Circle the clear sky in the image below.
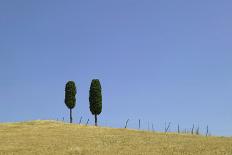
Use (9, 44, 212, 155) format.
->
(0, 0, 232, 136)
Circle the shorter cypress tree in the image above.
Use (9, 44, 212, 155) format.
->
(64, 81, 77, 123)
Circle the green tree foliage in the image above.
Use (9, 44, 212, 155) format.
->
(65, 81, 76, 123)
(89, 79, 102, 126)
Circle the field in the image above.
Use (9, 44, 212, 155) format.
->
(0, 120, 231, 155)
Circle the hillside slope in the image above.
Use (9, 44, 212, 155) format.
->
(0, 120, 231, 155)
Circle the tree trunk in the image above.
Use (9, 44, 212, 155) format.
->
(95, 114, 97, 126)
(70, 109, 72, 123)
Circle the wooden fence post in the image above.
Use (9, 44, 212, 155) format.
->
(125, 119, 129, 128)
(79, 116, 83, 124)
(165, 122, 171, 133)
(86, 119, 89, 126)
(191, 124, 195, 135)
(206, 125, 209, 137)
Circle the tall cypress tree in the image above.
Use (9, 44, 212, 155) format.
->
(64, 81, 76, 123)
(89, 79, 102, 126)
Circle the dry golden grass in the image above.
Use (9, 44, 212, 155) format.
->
(0, 120, 232, 155)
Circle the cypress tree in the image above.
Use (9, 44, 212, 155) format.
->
(89, 79, 102, 126)
(64, 81, 76, 123)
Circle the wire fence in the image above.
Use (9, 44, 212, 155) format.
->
(54, 116, 211, 136)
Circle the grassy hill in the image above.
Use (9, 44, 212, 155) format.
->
(0, 120, 231, 155)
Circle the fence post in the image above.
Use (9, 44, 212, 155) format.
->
(86, 119, 89, 126)
(148, 121, 150, 131)
(79, 116, 83, 124)
(191, 124, 194, 135)
(165, 122, 171, 133)
(125, 119, 129, 128)
(196, 126, 199, 135)
(206, 125, 209, 137)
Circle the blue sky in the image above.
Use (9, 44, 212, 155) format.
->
(0, 0, 232, 136)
